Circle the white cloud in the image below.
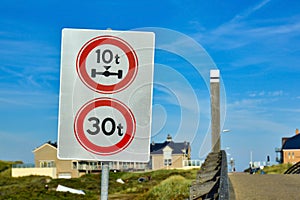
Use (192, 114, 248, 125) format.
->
(249, 93, 256, 97)
(152, 78, 211, 145)
(230, 0, 271, 23)
(0, 30, 59, 93)
(191, 0, 300, 76)
(206, 19, 300, 51)
(154, 81, 202, 114)
(225, 97, 291, 136)
(230, 98, 263, 108)
(226, 107, 290, 133)
(247, 90, 284, 98)
(0, 89, 58, 108)
(259, 91, 265, 96)
(268, 90, 284, 97)
(273, 108, 300, 113)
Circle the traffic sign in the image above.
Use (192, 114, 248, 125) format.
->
(76, 35, 138, 94)
(74, 97, 136, 156)
(57, 28, 155, 162)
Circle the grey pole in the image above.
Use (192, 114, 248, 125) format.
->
(210, 70, 220, 152)
(101, 162, 110, 200)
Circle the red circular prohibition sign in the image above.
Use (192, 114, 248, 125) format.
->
(76, 35, 138, 94)
(74, 98, 136, 156)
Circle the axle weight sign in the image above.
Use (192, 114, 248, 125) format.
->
(57, 29, 155, 161)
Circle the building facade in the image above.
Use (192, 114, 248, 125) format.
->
(33, 142, 79, 178)
(276, 129, 300, 164)
(150, 135, 191, 170)
(12, 136, 197, 178)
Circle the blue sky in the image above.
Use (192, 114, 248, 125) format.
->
(1, 0, 300, 171)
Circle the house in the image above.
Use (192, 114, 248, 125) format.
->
(276, 129, 300, 164)
(33, 141, 79, 178)
(12, 141, 81, 179)
(12, 135, 198, 178)
(150, 134, 191, 170)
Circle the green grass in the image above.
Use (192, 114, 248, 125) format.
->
(262, 163, 293, 174)
(139, 175, 191, 200)
(0, 161, 198, 200)
(107, 168, 197, 198)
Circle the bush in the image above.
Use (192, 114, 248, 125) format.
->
(0, 160, 23, 173)
(140, 175, 191, 200)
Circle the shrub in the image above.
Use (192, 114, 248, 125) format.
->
(140, 175, 191, 200)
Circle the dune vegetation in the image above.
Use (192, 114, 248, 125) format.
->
(0, 160, 198, 200)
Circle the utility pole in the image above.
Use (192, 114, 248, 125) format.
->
(210, 69, 220, 152)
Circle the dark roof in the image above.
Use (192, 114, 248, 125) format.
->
(38, 140, 189, 154)
(282, 134, 300, 149)
(150, 141, 190, 155)
(46, 141, 57, 148)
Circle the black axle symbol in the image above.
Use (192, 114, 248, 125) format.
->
(91, 68, 123, 79)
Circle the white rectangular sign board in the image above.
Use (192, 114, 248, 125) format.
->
(57, 28, 155, 162)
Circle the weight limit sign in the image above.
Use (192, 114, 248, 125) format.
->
(74, 98, 136, 156)
(58, 29, 155, 161)
(76, 35, 138, 94)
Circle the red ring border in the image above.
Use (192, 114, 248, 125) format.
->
(76, 35, 138, 94)
(74, 98, 136, 156)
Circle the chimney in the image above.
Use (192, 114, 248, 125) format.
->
(296, 129, 299, 135)
(166, 134, 172, 142)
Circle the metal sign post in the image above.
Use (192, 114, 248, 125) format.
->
(101, 162, 109, 200)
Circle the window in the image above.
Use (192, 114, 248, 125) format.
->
(163, 146, 173, 167)
(72, 162, 78, 169)
(40, 160, 55, 168)
(122, 162, 128, 169)
(164, 159, 172, 166)
(292, 152, 295, 159)
(137, 162, 145, 169)
(47, 161, 54, 167)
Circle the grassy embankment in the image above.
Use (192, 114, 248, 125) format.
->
(0, 160, 198, 200)
(262, 163, 293, 174)
(244, 163, 293, 174)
